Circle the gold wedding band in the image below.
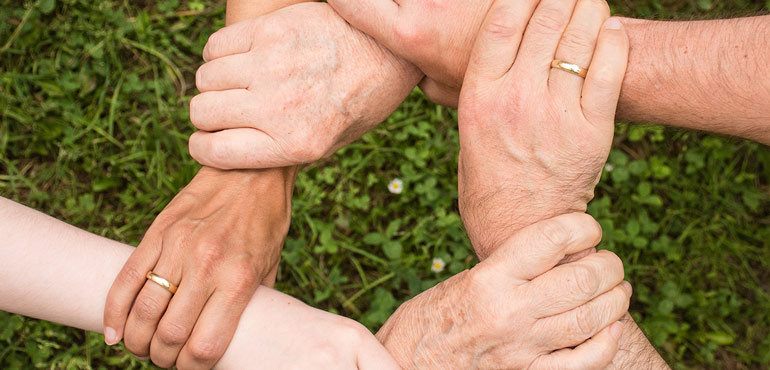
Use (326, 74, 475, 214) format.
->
(146, 271, 178, 294)
(551, 60, 588, 78)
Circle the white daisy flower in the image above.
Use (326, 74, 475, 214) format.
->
(604, 163, 614, 172)
(431, 258, 446, 273)
(387, 178, 404, 194)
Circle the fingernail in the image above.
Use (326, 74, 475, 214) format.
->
(604, 17, 622, 30)
(104, 327, 119, 345)
(610, 321, 624, 340)
(622, 281, 633, 296)
(134, 355, 149, 361)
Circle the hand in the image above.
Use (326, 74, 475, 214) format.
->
(457, 0, 629, 258)
(188, 2, 422, 169)
(327, 0, 495, 106)
(377, 213, 631, 369)
(216, 287, 399, 370)
(104, 167, 296, 369)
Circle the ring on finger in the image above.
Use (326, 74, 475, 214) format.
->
(146, 271, 178, 294)
(550, 60, 588, 78)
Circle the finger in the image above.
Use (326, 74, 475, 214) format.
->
(514, 0, 579, 78)
(418, 77, 460, 108)
(103, 238, 161, 346)
(202, 20, 261, 62)
(548, 0, 610, 97)
(536, 282, 631, 349)
(464, 0, 541, 83)
(527, 250, 624, 317)
(189, 90, 261, 132)
(176, 291, 251, 370)
(196, 53, 255, 92)
(581, 17, 629, 127)
(123, 262, 180, 357)
(149, 278, 212, 368)
(188, 128, 288, 169)
(482, 213, 603, 281)
(326, 0, 399, 51)
(530, 321, 623, 370)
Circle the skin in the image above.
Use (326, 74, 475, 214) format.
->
(327, 0, 770, 145)
(0, 197, 398, 370)
(324, 1, 768, 368)
(103, 1, 312, 368)
(454, 0, 665, 368)
(183, 0, 662, 368)
(188, 3, 421, 169)
(2, 198, 628, 369)
(104, 166, 297, 368)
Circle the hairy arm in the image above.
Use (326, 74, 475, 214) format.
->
(329, 0, 770, 143)
(619, 16, 770, 144)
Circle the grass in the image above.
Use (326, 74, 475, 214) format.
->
(1, 0, 769, 368)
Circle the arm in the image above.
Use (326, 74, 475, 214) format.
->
(0, 197, 398, 370)
(618, 16, 770, 143)
(452, 2, 667, 369)
(329, 0, 770, 144)
(102, 0, 311, 368)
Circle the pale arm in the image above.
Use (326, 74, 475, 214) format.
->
(0, 197, 399, 369)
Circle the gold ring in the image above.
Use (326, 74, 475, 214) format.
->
(146, 271, 178, 294)
(551, 60, 588, 78)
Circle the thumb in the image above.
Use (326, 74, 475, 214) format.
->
(481, 213, 603, 281)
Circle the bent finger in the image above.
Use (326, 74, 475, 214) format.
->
(188, 128, 287, 170)
(465, 0, 541, 83)
(482, 213, 602, 282)
(530, 321, 623, 370)
(196, 54, 256, 92)
(514, 0, 579, 77)
(527, 250, 624, 317)
(103, 238, 161, 346)
(536, 282, 631, 348)
(189, 90, 262, 132)
(176, 291, 251, 370)
(202, 20, 261, 62)
(123, 262, 180, 357)
(149, 279, 212, 368)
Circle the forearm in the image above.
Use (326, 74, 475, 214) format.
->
(0, 198, 341, 369)
(618, 16, 770, 144)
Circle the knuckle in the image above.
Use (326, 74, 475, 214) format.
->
(289, 138, 325, 163)
(121, 263, 147, 284)
(600, 250, 625, 276)
(570, 264, 600, 298)
(187, 338, 226, 363)
(483, 5, 524, 40)
(574, 305, 599, 337)
(134, 294, 164, 321)
(560, 31, 595, 52)
(393, 19, 427, 46)
(539, 218, 574, 249)
(530, 7, 569, 35)
(157, 321, 190, 346)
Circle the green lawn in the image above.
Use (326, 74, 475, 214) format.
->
(1, 0, 769, 368)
